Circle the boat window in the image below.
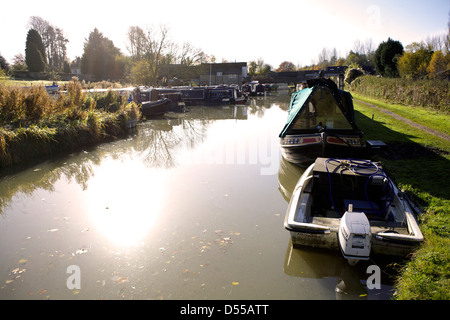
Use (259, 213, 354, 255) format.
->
(290, 87, 353, 131)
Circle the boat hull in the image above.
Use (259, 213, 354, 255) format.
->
(288, 228, 421, 258)
(140, 99, 170, 118)
(279, 134, 364, 167)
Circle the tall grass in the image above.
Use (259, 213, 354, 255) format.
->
(0, 80, 140, 168)
(350, 75, 450, 113)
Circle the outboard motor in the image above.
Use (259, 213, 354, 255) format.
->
(338, 210, 372, 266)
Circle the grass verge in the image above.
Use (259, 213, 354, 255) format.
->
(353, 97, 449, 300)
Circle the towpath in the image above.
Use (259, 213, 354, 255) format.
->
(355, 99, 450, 142)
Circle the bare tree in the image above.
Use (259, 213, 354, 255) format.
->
(127, 24, 172, 84)
(178, 42, 204, 66)
(126, 26, 148, 60)
(353, 40, 364, 55)
(364, 38, 375, 55)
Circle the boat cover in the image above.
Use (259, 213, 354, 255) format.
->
(279, 78, 361, 138)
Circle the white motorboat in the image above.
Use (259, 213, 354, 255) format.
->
(284, 157, 423, 265)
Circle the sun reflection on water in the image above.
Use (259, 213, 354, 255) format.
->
(86, 157, 168, 247)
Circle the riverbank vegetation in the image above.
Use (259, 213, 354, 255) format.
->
(350, 76, 450, 112)
(0, 79, 140, 168)
(353, 96, 449, 300)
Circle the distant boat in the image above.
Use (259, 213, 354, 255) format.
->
(205, 85, 247, 105)
(140, 98, 171, 118)
(45, 84, 59, 95)
(284, 157, 423, 265)
(155, 89, 187, 112)
(176, 86, 247, 106)
(243, 81, 266, 96)
(279, 78, 364, 167)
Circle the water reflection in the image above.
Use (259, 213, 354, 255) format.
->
(283, 241, 397, 299)
(277, 156, 305, 202)
(0, 154, 99, 215)
(0, 105, 253, 215)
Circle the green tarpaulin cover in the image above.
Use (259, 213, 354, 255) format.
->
(279, 79, 360, 138)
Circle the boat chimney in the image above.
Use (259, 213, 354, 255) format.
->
(338, 73, 345, 90)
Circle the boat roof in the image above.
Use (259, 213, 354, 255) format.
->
(279, 78, 361, 137)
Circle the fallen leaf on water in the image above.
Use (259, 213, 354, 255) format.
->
(37, 289, 48, 295)
(232, 281, 239, 286)
(11, 268, 25, 274)
(73, 290, 81, 295)
(5, 280, 14, 284)
(116, 277, 128, 284)
(18, 259, 27, 264)
(75, 249, 88, 255)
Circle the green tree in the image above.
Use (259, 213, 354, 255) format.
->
(248, 58, 271, 76)
(0, 53, 9, 73)
(427, 50, 448, 78)
(81, 28, 123, 80)
(345, 51, 373, 69)
(397, 42, 434, 79)
(374, 37, 404, 77)
(248, 60, 257, 77)
(25, 29, 46, 72)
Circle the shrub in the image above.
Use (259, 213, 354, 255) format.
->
(0, 83, 55, 124)
(344, 68, 364, 84)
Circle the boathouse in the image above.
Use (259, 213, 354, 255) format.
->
(198, 62, 247, 86)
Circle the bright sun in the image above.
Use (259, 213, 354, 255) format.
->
(86, 157, 168, 247)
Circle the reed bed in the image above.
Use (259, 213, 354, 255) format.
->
(0, 80, 140, 168)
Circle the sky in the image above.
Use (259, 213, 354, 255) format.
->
(1, 0, 449, 69)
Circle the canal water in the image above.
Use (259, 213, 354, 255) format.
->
(0, 92, 398, 300)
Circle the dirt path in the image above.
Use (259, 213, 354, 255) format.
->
(355, 99, 450, 142)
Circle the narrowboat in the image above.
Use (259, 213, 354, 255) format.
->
(279, 78, 364, 167)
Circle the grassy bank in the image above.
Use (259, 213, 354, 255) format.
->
(350, 75, 450, 113)
(353, 96, 449, 300)
(0, 80, 140, 168)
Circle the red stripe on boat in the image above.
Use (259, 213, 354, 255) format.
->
(302, 137, 318, 144)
